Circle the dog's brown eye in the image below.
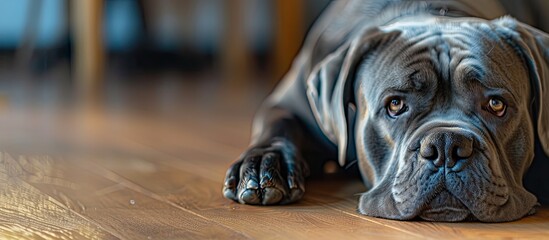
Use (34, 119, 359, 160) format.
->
(387, 97, 406, 117)
(488, 98, 506, 117)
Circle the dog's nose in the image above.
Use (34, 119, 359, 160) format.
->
(419, 130, 474, 169)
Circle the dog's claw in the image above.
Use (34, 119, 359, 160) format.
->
(223, 139, 307, 205)
(287, 176, 297, 189)
(246, 179, 259, 190)
(262, 188, 283, 205)
(239, 189, 261, 204)
(223, 187, 236, 200)
(224, 176, 236, 188)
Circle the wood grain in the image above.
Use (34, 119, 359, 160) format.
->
(0, 153, 116, 240)
(85, 145, 416, 239)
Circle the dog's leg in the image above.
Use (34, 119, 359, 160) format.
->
(223, 106, 331, 205)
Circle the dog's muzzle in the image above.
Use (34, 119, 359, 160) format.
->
(415, 127, 477, 221)
(393, 124, 506, 221)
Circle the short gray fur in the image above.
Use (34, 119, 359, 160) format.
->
(223, 0, 549, 222)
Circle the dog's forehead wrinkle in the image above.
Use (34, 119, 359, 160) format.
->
(455, 61, 486, 80)
(409, 70, 428, 91)
(397, 27, 525, 102)
(365, 26, 527, 111)
(467, 52, 527, 101)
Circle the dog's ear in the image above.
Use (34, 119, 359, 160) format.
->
(306, 28, 399, 166)
(494, 17, 549, 157)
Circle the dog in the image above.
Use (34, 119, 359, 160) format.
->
(222, 0, 549, 222)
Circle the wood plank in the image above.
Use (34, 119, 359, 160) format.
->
(0, 152, 117, 239)
(2, 152, 250, 239)
(86, 143, 418, 239)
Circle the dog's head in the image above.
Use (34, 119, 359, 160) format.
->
(306, 16, 549, 222)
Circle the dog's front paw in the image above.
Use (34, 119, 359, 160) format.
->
(223, 138, 309, 205)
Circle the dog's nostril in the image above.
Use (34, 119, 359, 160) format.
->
(420, 144, 438, 160)
(453, 143, 473, 159)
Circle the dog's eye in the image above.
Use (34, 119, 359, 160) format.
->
(487, 98, 506, 117)
(387, 97, 407, 117)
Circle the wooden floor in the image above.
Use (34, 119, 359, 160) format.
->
(0, 71, 548, 239)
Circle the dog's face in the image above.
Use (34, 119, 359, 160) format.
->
(306, 16, 549, 222)
(354, 18, 539, 222)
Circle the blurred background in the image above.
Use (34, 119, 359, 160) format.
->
(0, 0, 332, 154)
(0, 0, 331, 90)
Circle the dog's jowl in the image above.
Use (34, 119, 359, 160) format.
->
(223, 0, 549, 222)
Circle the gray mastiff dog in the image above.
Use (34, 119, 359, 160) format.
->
(223, 0, 549, 222)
